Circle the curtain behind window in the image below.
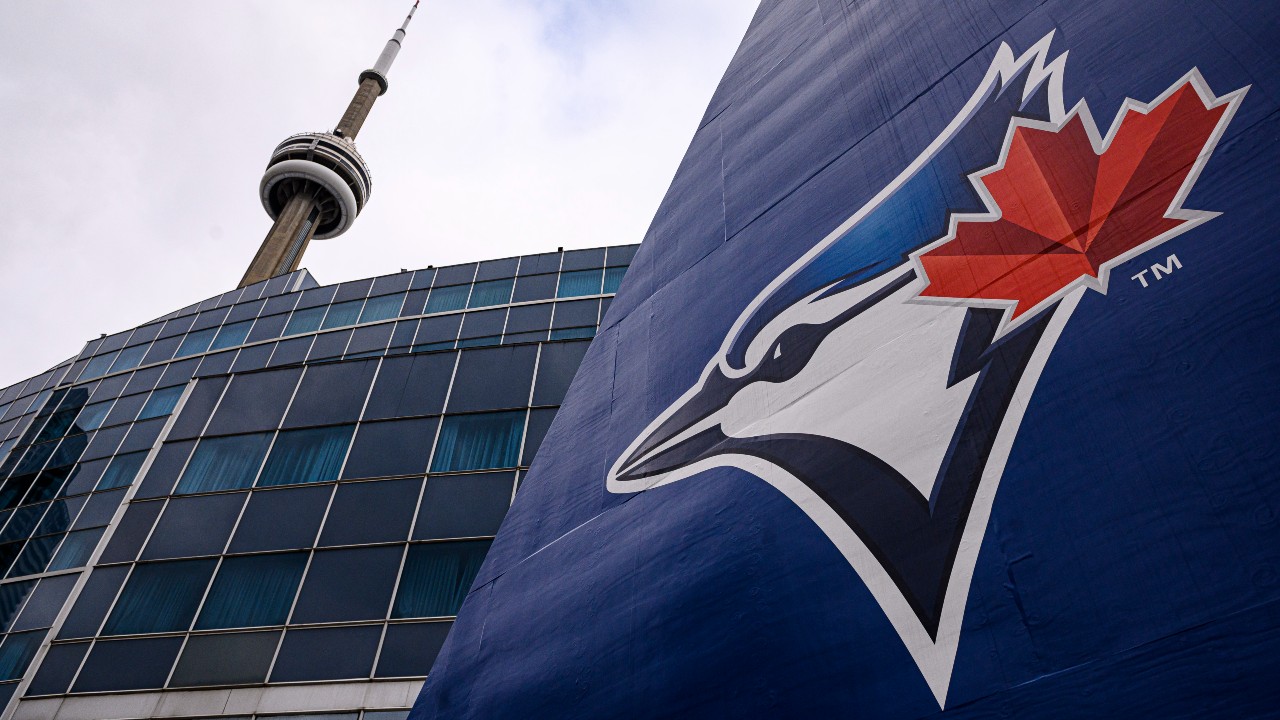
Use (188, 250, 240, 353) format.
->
(393, 540, 491, 618)
(196, 553, 307, 629)
(176, 433, 272, 494)
(430, 412, 524, 473)
(257, 425, 354, 487)
(104, 559, 216, 634)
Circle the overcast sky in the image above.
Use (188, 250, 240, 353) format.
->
(0, 1, 756, 387)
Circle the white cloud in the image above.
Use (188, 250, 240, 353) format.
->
(0, 0, 756, 387)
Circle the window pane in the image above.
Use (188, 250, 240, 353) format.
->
(341, 418, 436, 480)
(169, 630, 279, 687)
(533, 341, 590, 406)
(176, 433, 271, 494)
(103, 558, 217, 635)
(511, 273, 557, 303)
(46, 527, 104, 571)
(561, 247, 605, 271)
(72, 636, 183, 692)
(58, 565, 126, 639)
(229, 485, 331, 553)
(138, 386, 183, 420)
(550, 327, 595, 340)
(291, 546, 402, 623)
(10, 575, 73, 630)
(414, 473, 514, 540)
(0, 581, 36, 633)
(359, 293, 405, 323)
(393, 540, 491, 618)
(433, 263, 476, 286)
(167, 376, 227, 441)
(210, 320, 253, 351)
(195, 553, 307, 629)
(74, 401, 114, 432)
(70, 488, 125, 530)
(97, 451, 147, 490)
(256, 425, 354, 487)
(551, 299, 600, 328)
(321, 299, 364, 330)
(556, 269, 603, 297)
(425, 285, 469, 313)
(134, 440, 194, 499)
(142, 493, 245, 560)
(99, 500, 163, 564)
(447, 346, 536, 413)
(284, 306, 326, 336)
(603, 265, 627, 293)
(363, 354, 453, 421)
(204, 368, 302, 436)
(467, 279, 513, 308)
(283, 361, 377, 428)
(375, 621, 451, 678)
(319, 478, 420, 546)
(109, 344, 148, 373)
(270, 625, 379, 683)
(26, 641, 89, 696)
(504, 304, 552, 334)
(431, 412, 525, 473)
(459, 310, 506, 340)
(175, 328, 217, 358)
(0, 631, 45, 680)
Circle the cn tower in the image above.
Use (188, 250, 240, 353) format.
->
(238, 2, 419, 288)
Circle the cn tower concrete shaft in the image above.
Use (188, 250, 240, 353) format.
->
(334, 77, 384, 141)
(239, 191, 319, 288)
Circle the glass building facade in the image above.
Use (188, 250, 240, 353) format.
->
(0, 245, 635, 720)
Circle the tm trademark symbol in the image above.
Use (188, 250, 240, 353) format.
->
(1131, 254, 1182, 288)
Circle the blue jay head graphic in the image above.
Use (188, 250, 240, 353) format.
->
(608, 35, 1068, 492)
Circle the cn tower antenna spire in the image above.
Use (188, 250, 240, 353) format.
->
(238, 1, 422, 289)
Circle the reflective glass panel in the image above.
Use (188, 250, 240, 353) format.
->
(195, 552, 307, 629)
(175, 433, 271, 494)
(103, 558, 217, 634)
(556, 269, 603, 297)
(256, 425, 354, 487)
(284, 306, 326, 336)
(210, 320, 253, 351)
(425, 285, 469, 313)
(430, 412, 525, 472)
(393, 540, 491, 618)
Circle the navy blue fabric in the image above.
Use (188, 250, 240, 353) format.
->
(412, 1, 1280, 717)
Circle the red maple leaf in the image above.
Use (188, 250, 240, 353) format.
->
(917, 81, 1230, 319)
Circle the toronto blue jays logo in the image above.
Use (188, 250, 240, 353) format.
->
(606, 33, 1246, 706)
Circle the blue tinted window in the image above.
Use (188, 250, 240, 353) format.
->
(364, 353, 453, 421)
(79, 352, 117, 381)
(603, 265, 627, 293)
(393, 540, 491, 618)
(98, 501, 162, 564)
(561, 247, 606, 271)
(204, 368, 301, 435)
(256, 425, 354, 487)
(284, 361, 376, 428)
(376, 622, 451, 679)
(195, 552, 307, 629)
(103, 558, 217, 634)
(0, 631, 44, 680)
(97, 451, 147, 490)
(137, 386, 182, 421)
(284, 306, 326, 336)
(57, 565, 126, 639)
(448, 345, 536, 413)
(175, 328, 217, 358)
(359, 293, 405, 323)
(210, 320, 253, 350)
(556, 269, 603, 297)
(109, 344, 148, 373)
(47, 527, 103, 571)
(26, 641, 88, 695)
(321, 300, 363, 330)
(431, 412, 524, 472)
(467, 279, 513, 308)
(176, 433, 271, 494)
(425, 285, 469, 313)
(74, 401, 113, 432)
